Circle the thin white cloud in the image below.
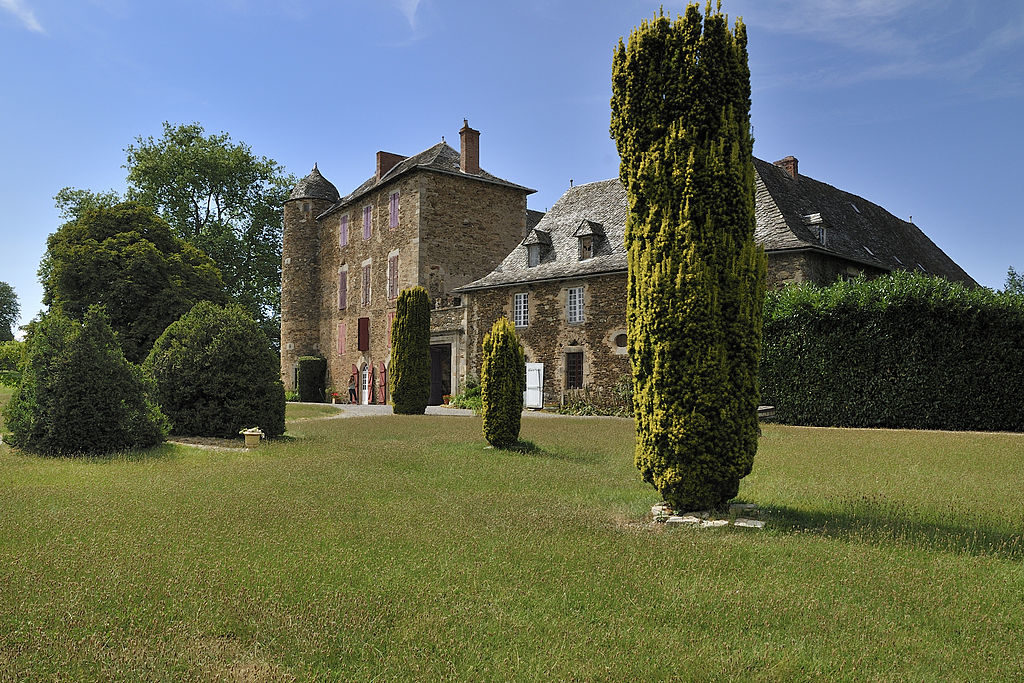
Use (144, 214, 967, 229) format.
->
(395, 0, 421, 29)
(1, 0, 43, 32)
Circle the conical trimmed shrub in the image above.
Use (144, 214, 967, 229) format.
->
(481, 317, 525, 449)
(2, 306, 168, 456)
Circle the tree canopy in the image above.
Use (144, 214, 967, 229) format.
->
(0, 281, 19, 341)
(39, 201, 227, 363)
(125, 122, 294, 341)
(1005, 266, 1024, 295)
(53, 122, 294, 343)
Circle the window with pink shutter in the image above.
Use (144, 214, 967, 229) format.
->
(337, 322, 346, 355)
(389, 192, 399, 229)
(339, 214, 348, 247)
(362, 263, 371, 305)
(338, 270, 347, 310)
(388, 254, 398, 300)
(363, 205, 372, 240)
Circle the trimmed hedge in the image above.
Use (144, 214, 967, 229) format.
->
(761, 272, 1024, 431)
(481, 317, 525, 449)
(390, 287, 431, 415)
(144, 302, 286, 438)
(2, 307, 168, 455)
(297, 356, 327, 404)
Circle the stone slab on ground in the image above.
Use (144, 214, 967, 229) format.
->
(665, 515, 701, 526)
(734, 518, 765, 529)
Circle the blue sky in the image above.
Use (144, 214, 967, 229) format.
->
(2, 0, 1022, 334)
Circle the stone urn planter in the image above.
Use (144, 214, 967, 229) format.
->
(239, 427, 264, 449)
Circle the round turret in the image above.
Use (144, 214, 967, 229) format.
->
(289, 164, 340, 202)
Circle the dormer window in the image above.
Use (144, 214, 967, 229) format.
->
(579, 236, 594, 260)
(528, 244, 541, 268)
(573, 219, 604, 262)
(523, 228, 551, 268)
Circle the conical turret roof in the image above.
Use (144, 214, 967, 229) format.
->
(289, 164, 340, 202)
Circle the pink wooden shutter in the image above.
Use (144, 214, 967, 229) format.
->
(337, 322, 345, 355)
(389, 193, 398, 229)
(379, 362, 387, 404)
(358, 317, 370, 350)
(368, 366, 376, 403)
(340, 215, 348, 246)
(338, 271, 347, 310)
(363, 205, 371, 239)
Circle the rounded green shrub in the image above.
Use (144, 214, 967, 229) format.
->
(480, 317, 525, 449)
(390, 286, 431, 415)
(143, 301, 285, 438)
(297, 356, 326, 403)
(2, 307, 168, 456)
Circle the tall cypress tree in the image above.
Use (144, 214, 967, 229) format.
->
(389, 286, 431, 415)
(610, 2, 766, 510)
(480, 316, 526, 449)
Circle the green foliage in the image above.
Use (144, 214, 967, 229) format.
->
(390, 287, 431, 415)
(449, 377, 482, 413)
(39, 201, 227, 363)
(143, 302, 285, 438)
(1005, 266, 1024, 295)
(285, 390, 300, 403)
(610, 3, 766, 510)
(53, 186, 122, 222)
(481, 317, 526, 449)
(761, 271, 1024, 431)
(296, 356, 326, 404)
(0, 341, 24, 387)
(125, 122, 295, 343)
(556, 377, 634, 418)
(2, 307, 168, 455)
(0, 281, 19, 342)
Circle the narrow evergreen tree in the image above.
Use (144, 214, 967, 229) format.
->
(480, 317, 525, 449)
(610, 3, 766, 510)
(390, 286, 431, 415)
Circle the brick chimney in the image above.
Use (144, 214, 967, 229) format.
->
(774, 156, 798, 179)
(376, 151, 406, 181)
(459, 119, 480, 175)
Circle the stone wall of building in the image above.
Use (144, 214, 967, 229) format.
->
(419, 174, 528, 303)
(281, 196, 333, 390)
(766, 250, 887, 289)
(465, 273, 631, 407)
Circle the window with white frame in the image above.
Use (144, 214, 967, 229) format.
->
(514, 292, 529, 327)
(362, 205, 372, 240)
(567, 286, 584, 323)
(340, 214, 349, 247)
(389, 191, 399, 229)
(361, 260, 371, 306)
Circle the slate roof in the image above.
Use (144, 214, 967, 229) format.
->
(289, 164, 340, 202)
(458, 159, 975, 292)
(456, 179, 628, 291)
(321, 142, 534, 218)
(753, 158, 976, 284)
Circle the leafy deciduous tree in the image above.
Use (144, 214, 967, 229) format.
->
(0, 281, 19, 341)
(39, 201, 227, 363)
(390, 287, 431, 415)
(1005, 266, 1024, 295)
(480, 317, 525, 449)
(125, 122, 295, 342)
(610, 3, 766, 510)
(2, 307, 168, 456)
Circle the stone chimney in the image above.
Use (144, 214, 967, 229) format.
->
(774, 156, 798, 179)
(376, 151, 406, 181)
(459, 119, 480, 175)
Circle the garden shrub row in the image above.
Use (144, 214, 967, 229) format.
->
(761, 272, 1024, 431)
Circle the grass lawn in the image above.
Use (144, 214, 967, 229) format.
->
(1, 389, 1023, 680)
